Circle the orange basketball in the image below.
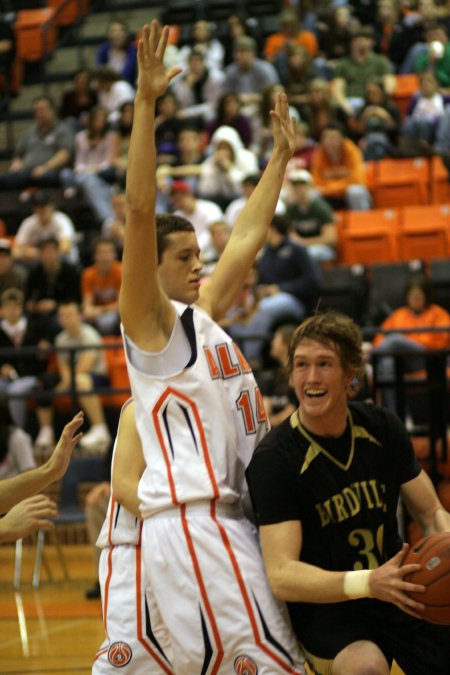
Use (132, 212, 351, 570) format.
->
(404, 532, 450, 625)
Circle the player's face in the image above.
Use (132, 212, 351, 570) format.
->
(289, 339, 353, 434)
(158, 231, 202, 304)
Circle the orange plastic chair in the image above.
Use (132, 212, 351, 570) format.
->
(430, 155, 450, 204)
(372, 158, 430, 208)
(101, 336, 130, 409)
(340, 208, 400, 264)
(398, 204, 450, 261)
(48, 0, 89, 27)
(392, 73, 420, 119)
(13, 9, 58, 62)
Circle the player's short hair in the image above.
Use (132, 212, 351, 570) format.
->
(288, 311, 364, 378)
(156, 214, 195, 263)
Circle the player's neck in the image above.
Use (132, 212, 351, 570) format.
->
(298, 407, 348, 438)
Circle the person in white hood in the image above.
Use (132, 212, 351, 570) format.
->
(197, 125, 259, 208)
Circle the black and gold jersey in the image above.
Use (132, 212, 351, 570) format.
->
(247, 401, 421, 574)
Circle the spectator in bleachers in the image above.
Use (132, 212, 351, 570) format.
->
(374, 0, 400, 58)
(224, 214, 321, 370)
(24, 237, 81, 338)
(156, 125, 206, 195)
(200, 219, 232, 277)
(354, 78, 401, 160)
(252, 84, 300, 163)
(332, 26, 395, 115)
(60, 105, 117, 227)
(94, 66, 135, 124)
(102, 190, 126, 255)
(398, 0, 445, 74)
(299, 78, 350, 142)
(13, 191, 78, 265)
(81, 238, 121, 336)
(58, 68, 98, 131)
(222, 36, 279, 111)
(154, 91, 182, 151)
(13, 190, 79, 266)
(96, 19, 137, 87)
(0, 95, 74, 192)
(263, 8, 318, 65)
(371, 274, 450, 412)
(222, 14, 258, 67)
(401, 71, 449, 152)
(197, 125, 259, 209)
(277, 44, 315, 108)
(34, 301, 111, 453)
(225, 173, 286, 228)
(169, 180, 223, 254)
(285, 168, 337, 263)
(311, 123, 372, 210)
(0, 288, 52, 429)
(0, 395, 35, 480)
(206, 92, 252, 148)
(178, 20, 225, 73)
(109, 100, 133, 188)
(413, 21, 450, 87)
(287, 121, 316, 170)
(0, 239, 26, 297)
(318, 4, 356, 64)
(261, 323, 298, 427)
(171, 47, 225, 125)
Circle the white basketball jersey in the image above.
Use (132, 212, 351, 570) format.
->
(97, 399, 142, 548)
(123, 301, 269, 519)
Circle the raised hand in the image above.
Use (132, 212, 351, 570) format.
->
(270, 93, 296, 159)
(45, 411, 84, 481)
(136, 21, 182, 101)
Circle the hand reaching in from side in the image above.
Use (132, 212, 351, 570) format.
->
(0, 495, 58, 542)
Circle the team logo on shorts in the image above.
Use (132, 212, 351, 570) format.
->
(234, 654, 258, 674)
(108, 641, 132, 667)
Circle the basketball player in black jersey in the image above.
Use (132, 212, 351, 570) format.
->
(247, 312, 450, 675)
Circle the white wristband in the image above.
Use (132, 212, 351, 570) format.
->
(343, 570, 372, 599)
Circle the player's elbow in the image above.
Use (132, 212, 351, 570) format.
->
(264, 564, 291, 601)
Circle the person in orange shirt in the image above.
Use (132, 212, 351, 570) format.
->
(311, 123, 372, 210)
(371, 274, 450, 411)
(264, 8, 318, 62)
(81, 237, 121, 335)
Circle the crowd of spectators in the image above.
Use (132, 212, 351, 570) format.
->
(0, 2, 450, 453)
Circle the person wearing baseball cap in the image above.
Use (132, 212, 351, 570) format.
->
(0, 239, 27, 297)
(286, 169, 337, 262)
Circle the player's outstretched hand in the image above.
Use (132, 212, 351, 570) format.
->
(270, 92, 295, 159)
(0, 495, 57, 542)
(137, 21, 182, 101)
(369, 543, 426, 619)
(45, 411, 84, 482)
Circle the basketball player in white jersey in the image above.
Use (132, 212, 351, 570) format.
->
(118, 21, 304, 673)
(93, 399, 174, 674)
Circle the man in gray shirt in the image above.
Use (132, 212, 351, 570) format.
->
(222, 36, 279, 109)
(0, 95, 74, 191)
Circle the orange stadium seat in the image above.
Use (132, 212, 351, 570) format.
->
(430, 155, 450, 203)
(340, 208, 400, 265)
(372, 158, 430, 208)
(399, 204, 450, 261)
(392, 73, 420, 118)
(48, 0, 90, 27)
(13, 8, 58, 62)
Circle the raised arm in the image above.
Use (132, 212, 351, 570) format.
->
(119, 22, 181, 350)
(111, 400, 146, 518)
(198, 93, 295, 321)
(0, 412, 84, 513)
